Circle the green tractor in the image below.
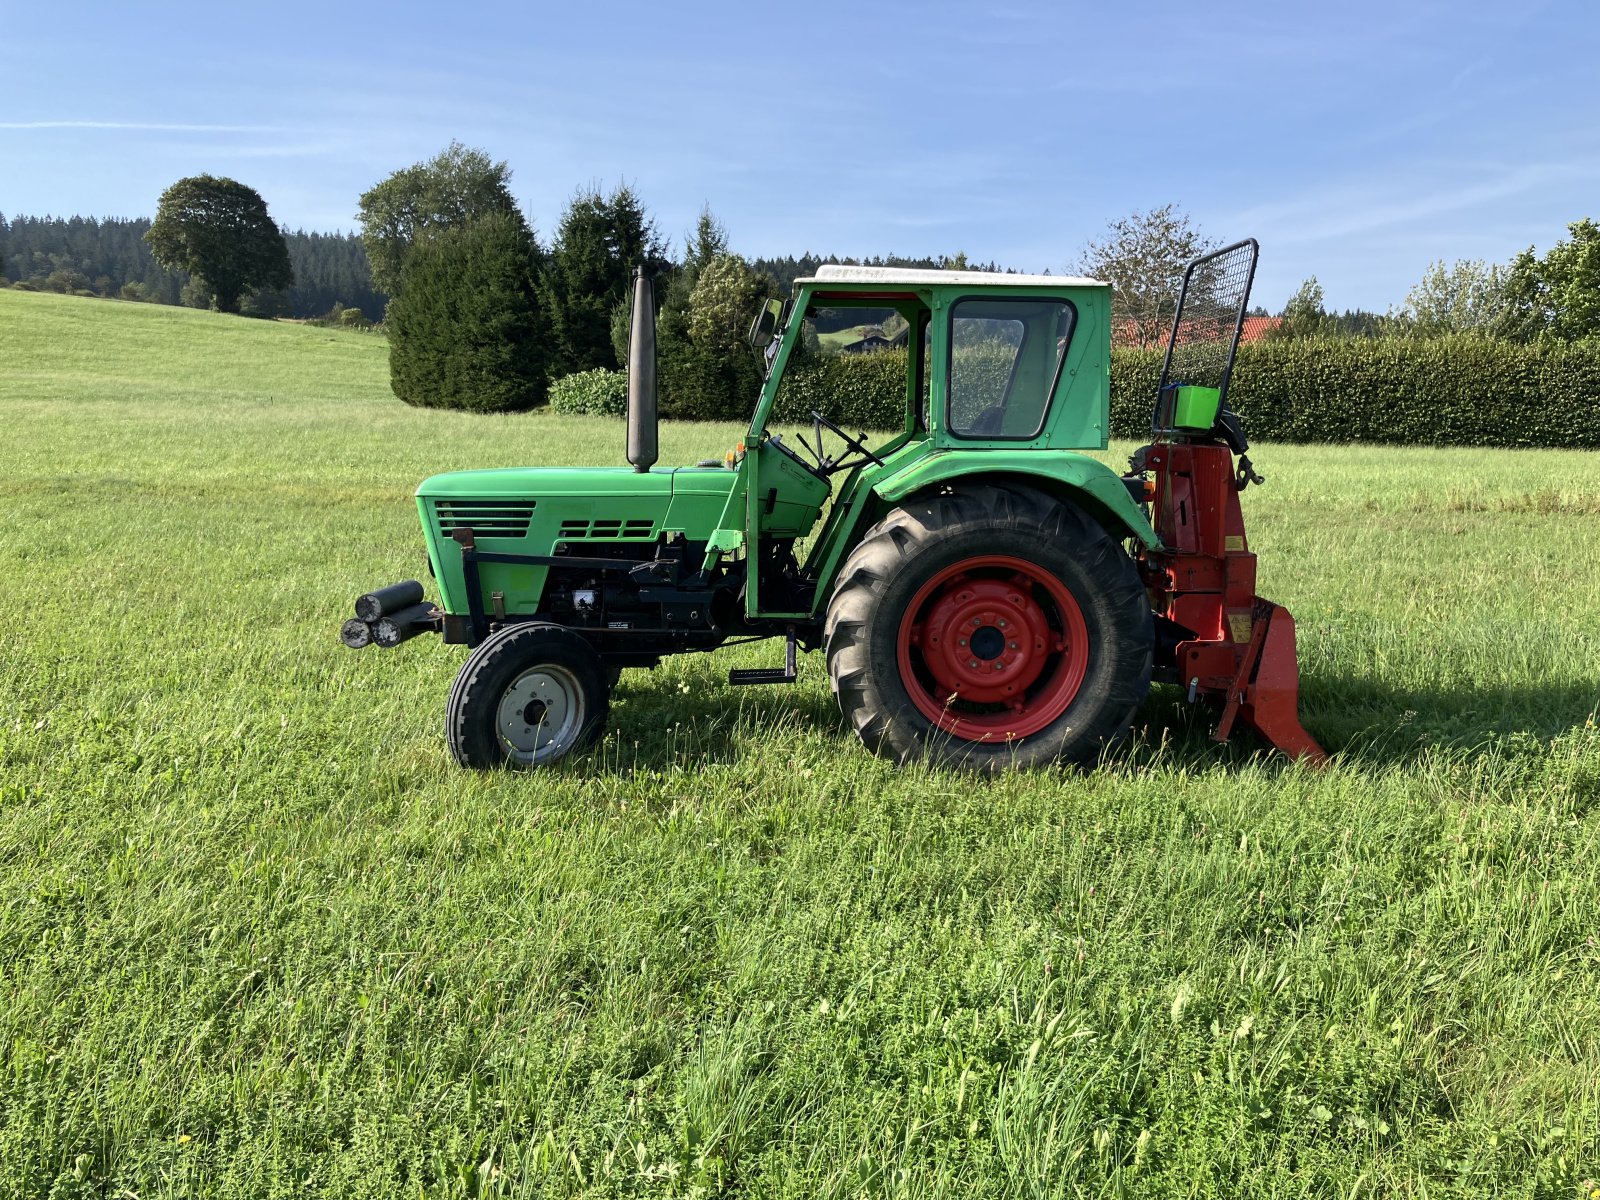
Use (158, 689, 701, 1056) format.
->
(343, 241, 1323, 771)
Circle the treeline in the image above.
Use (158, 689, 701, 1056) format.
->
(750, 252, 1009, 296)
(361, 142, 1016, 415)
(0, 213, 386, 318)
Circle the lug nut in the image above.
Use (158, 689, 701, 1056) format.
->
(998, 619, 1007, 629)
(958, 638, 967, 647)
(968, 660, 978, 669)
(1008, 641, 1018, 650)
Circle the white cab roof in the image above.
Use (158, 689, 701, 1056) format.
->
(798, 264, 1105, 288)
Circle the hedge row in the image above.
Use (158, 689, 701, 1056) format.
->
(772, 351, 910, 429)
(548, 336, 1600, 450)
(1111, 336, 1600, 448)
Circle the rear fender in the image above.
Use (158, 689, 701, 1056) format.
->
(869, 450, 1159, 549)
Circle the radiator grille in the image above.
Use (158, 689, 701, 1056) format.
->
(432, 499, 536, 538)
(557, 517, 657, 540)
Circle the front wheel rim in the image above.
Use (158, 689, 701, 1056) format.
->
(896, 554, 1089, 742)
(495, 664, 586, 765)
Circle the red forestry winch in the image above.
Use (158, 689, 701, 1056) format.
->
(1124, 239, 1326, 764)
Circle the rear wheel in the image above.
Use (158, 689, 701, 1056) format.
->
(825, 484, 1152, 771)
(446, 623, 610, 769)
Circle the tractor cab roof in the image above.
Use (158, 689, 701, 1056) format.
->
(795, 264, 1107, 290)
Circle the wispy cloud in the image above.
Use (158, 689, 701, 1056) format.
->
(1224, 161, 1600, 247)
(155, 139, 345, 159)
(0, 120, 282, 132)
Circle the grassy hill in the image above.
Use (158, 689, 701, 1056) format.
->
(1, 290, 1597, 1197)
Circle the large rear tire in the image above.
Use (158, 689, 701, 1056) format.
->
(825, 484, 1152, 772)
(446, 623, 610, 769)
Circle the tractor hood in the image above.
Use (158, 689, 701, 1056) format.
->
(419, 465, 684, 500)
(414, 466, 744, 617)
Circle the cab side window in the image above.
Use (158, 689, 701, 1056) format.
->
(947, 298, 1074, 439)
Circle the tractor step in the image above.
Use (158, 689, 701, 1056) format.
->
(728, 629, 798, 686)
(727, 667, 796, 685)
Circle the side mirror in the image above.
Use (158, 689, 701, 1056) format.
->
(747, 298, 783, 348)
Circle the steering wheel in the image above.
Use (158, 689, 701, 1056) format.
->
(798, 409, 885, 475)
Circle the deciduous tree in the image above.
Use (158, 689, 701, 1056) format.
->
(145, 176, 292, 314)
(1073, 204, 1215, 348)
(1497, 218, 1600, 343)
(357, 142, 522, 296)
(1402, 259, 1507, 335)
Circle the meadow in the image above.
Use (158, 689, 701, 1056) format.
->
(1, 288, 1597, 1198)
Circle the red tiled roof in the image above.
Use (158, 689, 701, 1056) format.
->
(1240, 315, 1280, 343)
(1112, 314, 1281, 348)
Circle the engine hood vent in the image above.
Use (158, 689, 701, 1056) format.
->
(432, 499, 535, 538)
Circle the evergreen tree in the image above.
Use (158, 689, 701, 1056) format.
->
(656, 250, 773, 420)
(685, 205, 728, 271)
(1271, 277, 1332, 340)
(145, 176, 292, 313)
(542, 184, 665, 377)
(386, 211, 550, 412)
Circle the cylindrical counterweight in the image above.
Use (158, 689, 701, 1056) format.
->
(355, 580, 424, 622)
(340, 618, 374, 649)
(373, 603, 436, 648)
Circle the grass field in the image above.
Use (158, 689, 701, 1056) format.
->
(2, 289, 1598, 1198)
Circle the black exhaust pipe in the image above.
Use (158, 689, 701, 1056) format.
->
(626, 267, 658, 473)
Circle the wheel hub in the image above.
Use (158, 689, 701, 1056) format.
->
(909, 573, 1057, 704)
(896, 554, 1090, 741)
(969, 624, 1005, 660)
(496, 665, 585, 764)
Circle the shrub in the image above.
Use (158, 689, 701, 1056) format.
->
(43, 269, 91, 294)
(549, 368, 627, 417)
(609, 328, 1600, 450)
(339, 307, 369, 329)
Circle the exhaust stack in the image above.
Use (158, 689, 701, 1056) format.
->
(626, 268, 658, 473)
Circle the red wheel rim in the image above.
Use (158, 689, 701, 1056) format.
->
(895, 554, 1089, 742)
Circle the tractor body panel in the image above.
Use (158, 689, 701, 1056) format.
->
(418, 464, 816, 617)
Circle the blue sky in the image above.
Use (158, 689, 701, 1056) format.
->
(2, 0, 1596, 311)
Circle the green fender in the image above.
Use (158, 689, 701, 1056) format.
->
(869, 449, 1160, 548)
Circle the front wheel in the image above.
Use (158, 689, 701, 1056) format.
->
(446, 623, 610, 769)
(825, 484, 1152, 772)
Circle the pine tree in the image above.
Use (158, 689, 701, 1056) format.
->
(542, 184, 665, 377)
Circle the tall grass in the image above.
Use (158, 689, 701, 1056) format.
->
(1, 290, 1597, 1198)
